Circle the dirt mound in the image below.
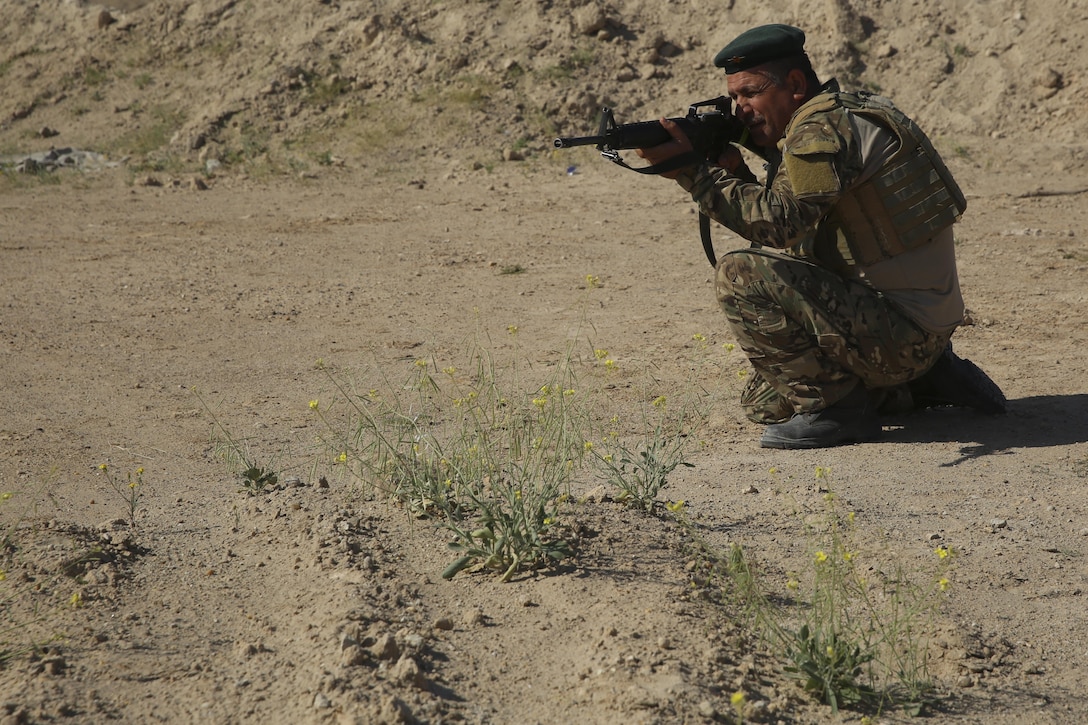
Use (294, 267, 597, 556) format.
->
(2, 0, 1085, 175)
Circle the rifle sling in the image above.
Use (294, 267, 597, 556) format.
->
(698, 212, 717, 268)
(602, 149, 719, 268)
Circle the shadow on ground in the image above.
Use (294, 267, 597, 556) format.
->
(882, 394, 1088, 466)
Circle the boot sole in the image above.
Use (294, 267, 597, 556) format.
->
(759, 425, 881, 450)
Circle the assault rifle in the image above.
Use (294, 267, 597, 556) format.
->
(553, 97, 749, 266)
(553, 96, 747, 176)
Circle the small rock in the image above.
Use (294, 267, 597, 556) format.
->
(744, 485, 759, 494)
(462, 608, 485, 627)
(990, 518, 1008, 530)
(369, 633, 400, 661)
(1037, 68, 1063, 89)
(697, 700, 716, 718)
(432, 617, 454, 631)
(39, 126, 59, 138)
(312, 693, 332, 709)
(97, 10, 116, 29)
(341, 644, 367, 666)
(42, 656, 67, 676)
(502, 147, 524, 162)
(391, 654, 427, 689)
(573, 5, 607, 35)
(956, 674, 974, 688)
(1023, 661, 1045, 675)
(190, 177, 208, 191)
(875, 43, 897, 59)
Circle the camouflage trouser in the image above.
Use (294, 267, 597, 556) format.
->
(715, 248, 950, 423)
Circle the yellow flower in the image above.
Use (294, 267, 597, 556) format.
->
(0, 570, 6, 582)
(532, 397, 547, 409)
(823, 492, 835, 502)
(586, 274, 600, 288)
(414, 359, 427, 368)
(847, 511, 856, 523)
(604, 454, 614, 463)
(665, 500, 686, 513)
(814, 550, 828, 564)
(826, 645, 835, 659)
(98, 463, 108, 472)
(70, 591, 83, 609)
(136, 467, 144, 476)
(768, 466, 778, 475)
(652, 395, 667, 408)
(604, 359, 616, 370)
(938, 577, 951, 591)
(736, 369, 748, 378)
(564, 388, 575, 397)
(843, 551, 855, 562)
(507, 324, 519, 336)
(935, 545, 951, 559)
(583, 441, 594, 451)
(692, 333, 707, 344)
(338, 452, 348, 463)
(308, 399, 319, 410)
(786, 578, 799, 591)
(0, 492, 11, 501)
(594, 348, 609, 360)
(722, 342, 736, 352)
(814, 466, 830, 479)
(543, 517, 555, 525)
(443, 366, 456, 376)
(539, 384, 550, 395)
(730, 691, 745, 708)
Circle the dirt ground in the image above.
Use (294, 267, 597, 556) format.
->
(3, 0, 1088, 723)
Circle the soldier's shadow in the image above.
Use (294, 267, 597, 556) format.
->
(880, 394, 1088, 466)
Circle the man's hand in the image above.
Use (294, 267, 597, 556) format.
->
(635, 118, 694, 179)
(636, 118, 752, 180)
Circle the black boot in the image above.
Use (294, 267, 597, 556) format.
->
(908, 344, 1007, 415)
(759, 385, 880, 449)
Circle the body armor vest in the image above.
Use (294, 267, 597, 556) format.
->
(784, 91, 967, 270)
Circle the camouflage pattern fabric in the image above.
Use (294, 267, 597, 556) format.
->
(716, 248, 949, 421)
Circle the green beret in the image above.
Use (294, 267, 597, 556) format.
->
(713, 24, 806, 74)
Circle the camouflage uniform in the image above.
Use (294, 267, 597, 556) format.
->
(674, 82, 959, 422)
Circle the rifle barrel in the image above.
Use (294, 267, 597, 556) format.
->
(553, 135, 604, 149)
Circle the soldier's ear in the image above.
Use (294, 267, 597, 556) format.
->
(787, 69, 808, 98)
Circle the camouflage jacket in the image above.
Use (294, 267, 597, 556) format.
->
(672, 82, 845, 252)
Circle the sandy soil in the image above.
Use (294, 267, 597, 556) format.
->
(2, 0, 1088, 723)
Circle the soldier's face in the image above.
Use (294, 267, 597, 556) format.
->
(727, 68, 808, 147)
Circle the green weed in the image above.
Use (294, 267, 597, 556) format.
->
(96, 464, 147, 529)
(685, 468, 954, 716)
(311, 333, 592, 581)
(591, 403, 694, 513)
(193, 388, 281, 494)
